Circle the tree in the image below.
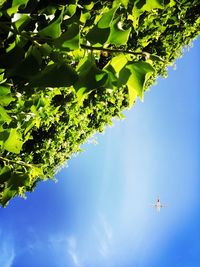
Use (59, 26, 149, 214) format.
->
(0, 0, 199, 206)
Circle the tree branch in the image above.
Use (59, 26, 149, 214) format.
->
(80, 44, 165, 62)
(0, 156, 33, 168)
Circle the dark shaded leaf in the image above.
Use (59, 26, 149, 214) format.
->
(30, 62, 78, 87)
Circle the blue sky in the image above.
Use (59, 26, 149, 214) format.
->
(0, 37, 200, 267)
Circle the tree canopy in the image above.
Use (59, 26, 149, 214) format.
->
(0, 0, 199, 206)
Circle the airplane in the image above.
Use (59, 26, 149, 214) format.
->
(151, 197, 166, 212)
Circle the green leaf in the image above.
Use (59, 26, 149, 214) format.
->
(38, 43, 52, 57)
(12, 0, 29, 7)
(142, 0, 164, 10)
(86, 27, 110, 45)
(86, 6, 119, 45)
(38, 8, 64, 38)
(132, 0, 165, 28)
(30, 62, 78, 87)
(0, 71, 6, 84)
(97, 6, 119, 29)
(65, 4, 77, 16)
(9, 46, 41, 79)
(113, 0, 128, 8)
(0, 187, 16, 207)
(128, 61, 154, 101)
(104, 54, 128, 87)
(4, 128, 23, 154)
(14, 14, 31, 31)
(108, 17, 131, 45)
(85, 2, 94, 10)
(0, 129, 9, 149)
(0, 165, 12, 184)
(0, 95, 15, 106)
(7, 0, 29, 15)
(80, 11, 91, 24)
(75, 59, 108, 93)
(29, 166, 45, 181)
(0, 105, 12, 123)
(54, 23, 80, 50)
(0, 46, 25, 69)
(0, 0, 6, 7)
(107, 54, 128, 74)
(0, 84, 10, 96)
(119, 61, 154, 106)
(118, 67, 138, 107)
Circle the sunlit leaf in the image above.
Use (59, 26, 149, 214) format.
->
(0, 95, 15, 106)
(4, 128, 23, 154)
(65, 4, 77, 16)
(86, 6, 119, 45)
(108, 17, 131, 45)
(38, 8, 64, 38)
(0, 105, 12, 123)
(113, 0, 129, 8)
(54, 23, 80, 50)
(97, 6, 119, 29)
(127, 61, 154, 101)
(12, 13, 31, 31)
(0, 85, 10, 96)
(12, 0, 29, 7)
(108, 54, 128, 74)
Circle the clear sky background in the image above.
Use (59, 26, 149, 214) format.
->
(0, 37, 199, 267)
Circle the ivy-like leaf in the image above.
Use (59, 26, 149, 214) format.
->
(6, 0, 29, 15)
(0, 95, 15, 106)
(0, 166, 11, 184)
(14, 14, 31, 31)
(132, 0, 165, 28)
(30, 62, 78, 87)
(12, 0, 29, 7)
(65, 4, 77, 16)
(106, 54, 128, 74)
(0, 46, 25, 69)
(119, 61, 154, 106)
(4, 128, 23, 154)
(0, 187, 16, 207)
(9, 50, 41, 79)
(97, 6, 119, 28)
(75, 59, 108, 94)
(108, 17, 131, 45)
(54, 23, 80, 50)
(112, 0, 129, 8)
(0, 84, 10, 96)
(127, 61, 154, 100)
(86, 6, 119, 45)
(86, 27, 110, 45)
(0, 105, 12, 123)
(38, 8, 64, 39)
(0, 0, 7, 8)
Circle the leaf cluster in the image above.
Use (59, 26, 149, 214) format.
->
(0, 0, 199, 206)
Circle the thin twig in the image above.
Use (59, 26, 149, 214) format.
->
(0, 156, 32, 168)
(80, 44, 165, 62)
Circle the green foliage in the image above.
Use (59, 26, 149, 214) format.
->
(0, 0, 199, 206)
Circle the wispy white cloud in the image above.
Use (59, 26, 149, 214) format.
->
(48, 234, 82, 267)
(93, 213, 113, 258)
(0, 231, 15, 267)
(67, 236, 81, 267)
(68, 248, 80, 266)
